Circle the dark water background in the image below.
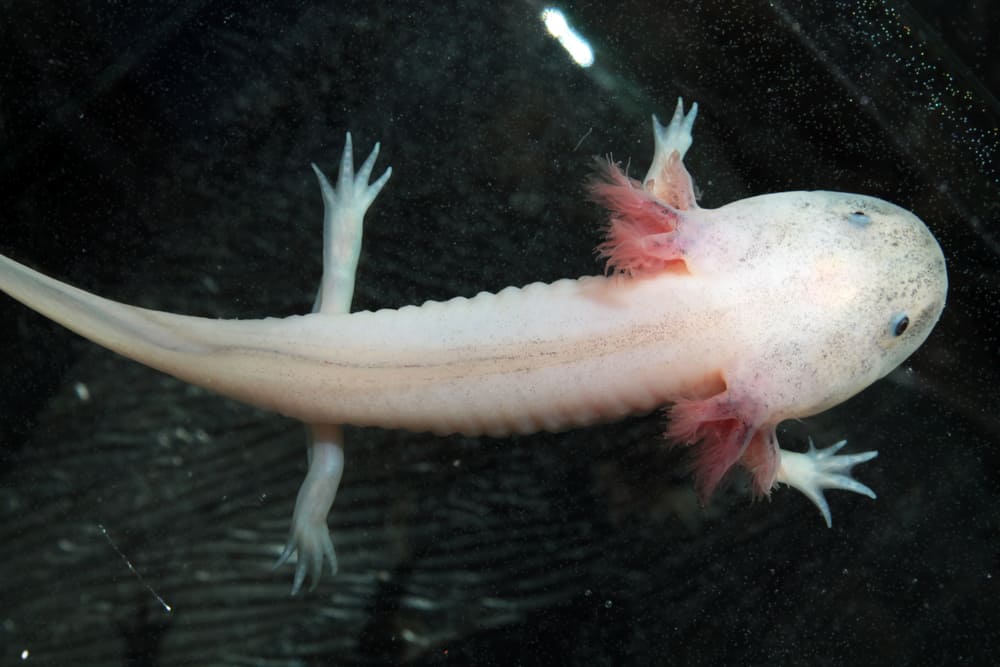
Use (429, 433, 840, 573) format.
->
(0, 1, 997, 665)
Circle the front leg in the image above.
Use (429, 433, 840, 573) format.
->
(642, 97, 699, 208)
(775, 439, 878, 527)
(274, 134, 390, 594)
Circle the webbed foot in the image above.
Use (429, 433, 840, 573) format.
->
(274, 513, 338, 596)
(775, 439, 878, 527)
(643, 98, 699, 209)
(311, 133, 391, 314)
(275, 429, 344, 594)
(650, 97, 698, 162)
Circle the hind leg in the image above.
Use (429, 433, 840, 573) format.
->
(275, 134, 391, 594)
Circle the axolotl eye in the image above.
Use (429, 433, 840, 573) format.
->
(848, 210, 872, 226)
(890, 312, 910, 337)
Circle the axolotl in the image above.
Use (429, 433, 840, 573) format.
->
(0, 99, 947, 592)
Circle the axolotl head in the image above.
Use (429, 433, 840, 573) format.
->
(754, 190, 948, 420)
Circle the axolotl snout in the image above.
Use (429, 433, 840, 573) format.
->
(0, 99, 947, 590)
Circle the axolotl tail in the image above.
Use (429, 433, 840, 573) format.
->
(0, 253, 317, 419)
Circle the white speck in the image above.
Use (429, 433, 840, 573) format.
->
(541, 8, 594, 68)
(73, 382, 90, 401)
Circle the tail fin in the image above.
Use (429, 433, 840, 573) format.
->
(0, 253, 311, 418)
(2, 254, 220, 357)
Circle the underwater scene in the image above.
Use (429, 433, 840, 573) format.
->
(0, 1, 997, 665)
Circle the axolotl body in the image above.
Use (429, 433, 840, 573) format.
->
(0, 100, 947, 592)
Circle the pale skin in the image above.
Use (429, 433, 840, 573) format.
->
(0, 99, 948, 592)
(273, 139, 390, 593)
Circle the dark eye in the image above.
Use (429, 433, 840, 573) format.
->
(890, 313, 909, 336)
(848, 211, 872, 226)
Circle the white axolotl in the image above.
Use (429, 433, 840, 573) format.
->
(0, 100, 947, 593)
